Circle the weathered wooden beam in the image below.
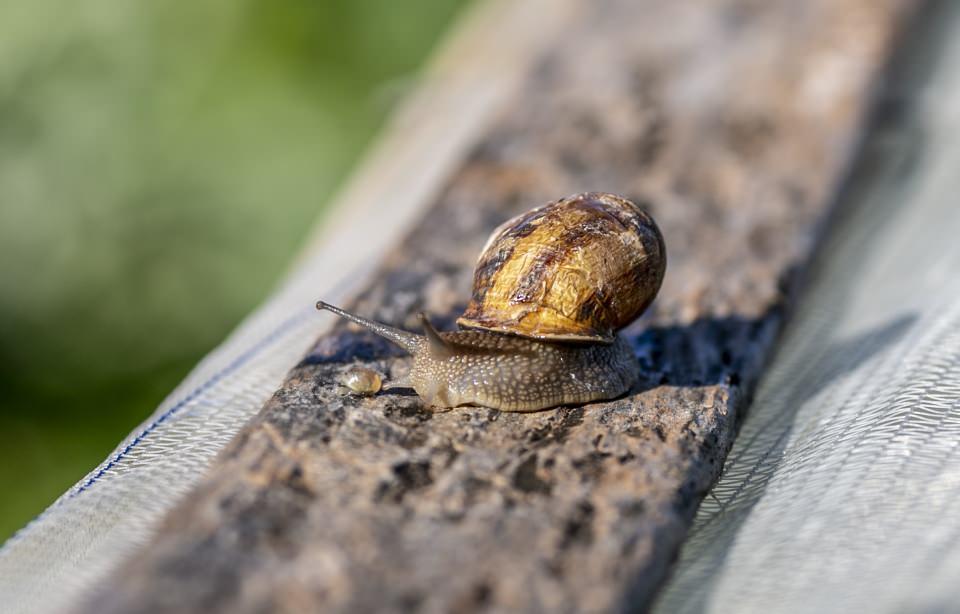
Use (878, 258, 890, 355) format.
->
(82, 0, 916, 612)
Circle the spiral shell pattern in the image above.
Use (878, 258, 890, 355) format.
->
(457, 192, 665, 342)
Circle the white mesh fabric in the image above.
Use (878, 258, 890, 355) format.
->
(655, 5, 960, 611)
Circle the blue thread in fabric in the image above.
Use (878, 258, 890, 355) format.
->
(0, 307, 312, 553)
(0, 267, 369, 553)
(0, 307, 312, 554)
(70, 307, 312, 498)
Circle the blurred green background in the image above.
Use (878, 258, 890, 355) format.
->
(0, 0, 468, 541)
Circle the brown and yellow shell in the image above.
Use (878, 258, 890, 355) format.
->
(457, 192, 666, 343)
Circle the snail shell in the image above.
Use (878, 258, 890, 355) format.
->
(458, 192, 665, 342)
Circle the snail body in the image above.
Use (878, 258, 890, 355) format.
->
(317, 192, 665, 412)
(316, 304, 638, 412)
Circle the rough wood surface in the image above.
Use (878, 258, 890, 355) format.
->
(82, 1, 915, 612)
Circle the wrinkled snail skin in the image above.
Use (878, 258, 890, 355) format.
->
(411, 327, 638, 412)
(315, 191, 664, 413)
(315, 302, 638, 412)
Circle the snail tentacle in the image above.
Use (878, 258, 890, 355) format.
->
(316, 301, 423, 354)
(417, 312, 454, 359)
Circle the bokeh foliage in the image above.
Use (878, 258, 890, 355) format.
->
(0, 0, 467, 541)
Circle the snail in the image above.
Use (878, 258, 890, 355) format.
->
(316, 192, 666, 412)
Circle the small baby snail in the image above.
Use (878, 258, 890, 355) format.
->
(341, 366, 382, 395)
(317, 192, 666, 412)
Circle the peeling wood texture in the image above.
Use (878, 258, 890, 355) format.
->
(83, 0, 917, 612)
